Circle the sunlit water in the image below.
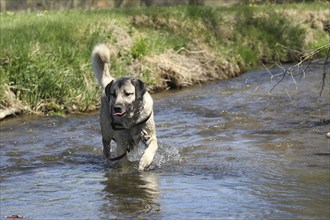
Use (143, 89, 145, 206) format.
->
(1, 62, 329, 219)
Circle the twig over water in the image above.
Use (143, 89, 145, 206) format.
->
(265, 44, 330, 96)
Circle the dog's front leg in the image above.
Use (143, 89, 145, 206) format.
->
(139, 138, 158, 171)
(102, 138, 111, 158)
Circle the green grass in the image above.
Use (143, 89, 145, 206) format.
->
(232, 8, 307, 64)
(0, 11, 109, 113)
(1, 2, 329, 115)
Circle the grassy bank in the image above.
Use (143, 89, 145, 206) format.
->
(1, 2, 329, 118)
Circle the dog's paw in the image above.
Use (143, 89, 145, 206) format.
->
(139, 149, 155, 171)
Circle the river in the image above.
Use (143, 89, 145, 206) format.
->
(1, 62, 329, 219)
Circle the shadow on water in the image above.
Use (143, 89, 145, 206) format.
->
(0, 62, 329, 219)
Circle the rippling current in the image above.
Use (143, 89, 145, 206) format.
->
(1, 62, 329, 219)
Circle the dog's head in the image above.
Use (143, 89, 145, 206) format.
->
(105, 77, 147, 125)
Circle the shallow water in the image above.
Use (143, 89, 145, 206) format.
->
(1, 62, 329, 219)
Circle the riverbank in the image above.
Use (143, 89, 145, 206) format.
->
(1, 2, 329, 119)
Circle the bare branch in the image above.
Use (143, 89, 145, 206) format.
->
(320, 45, 330, 96)
(268, 44, 330, 96)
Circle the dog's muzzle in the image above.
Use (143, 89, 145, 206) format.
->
(113, 105, 126, 117)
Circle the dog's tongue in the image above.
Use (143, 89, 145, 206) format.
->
(113, 112, 125, 116)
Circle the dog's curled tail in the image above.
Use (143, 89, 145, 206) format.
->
(92, 44, 113, 88)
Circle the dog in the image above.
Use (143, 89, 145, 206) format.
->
(91, 44, 158, 171)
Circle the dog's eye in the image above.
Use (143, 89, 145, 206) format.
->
(124, 92, 133, 97)
(110, 92, 117, 98)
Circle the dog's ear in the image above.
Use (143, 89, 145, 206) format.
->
(131, 78, 147, 100)
(105, 81, 113, 101)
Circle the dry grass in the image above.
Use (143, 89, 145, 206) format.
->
(132, 48, 240, 91)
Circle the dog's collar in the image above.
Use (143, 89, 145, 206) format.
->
(111, 111, 152, 131)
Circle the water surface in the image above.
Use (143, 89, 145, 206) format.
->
(1, 62, 329, 219)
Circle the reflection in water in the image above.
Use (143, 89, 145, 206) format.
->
(100, 168, 160, 219)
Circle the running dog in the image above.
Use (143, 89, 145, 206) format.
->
(92, 44, 158, 171)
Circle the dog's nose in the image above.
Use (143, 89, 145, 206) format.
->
(113, 105, 124, 114)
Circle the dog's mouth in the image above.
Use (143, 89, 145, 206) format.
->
(113, 112, 126, 117)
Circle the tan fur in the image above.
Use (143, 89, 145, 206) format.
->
(92, 44, 113, 89)
(92, 44, 158, 171)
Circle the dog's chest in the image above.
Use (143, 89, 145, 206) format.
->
(112, 129, 144, 151)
